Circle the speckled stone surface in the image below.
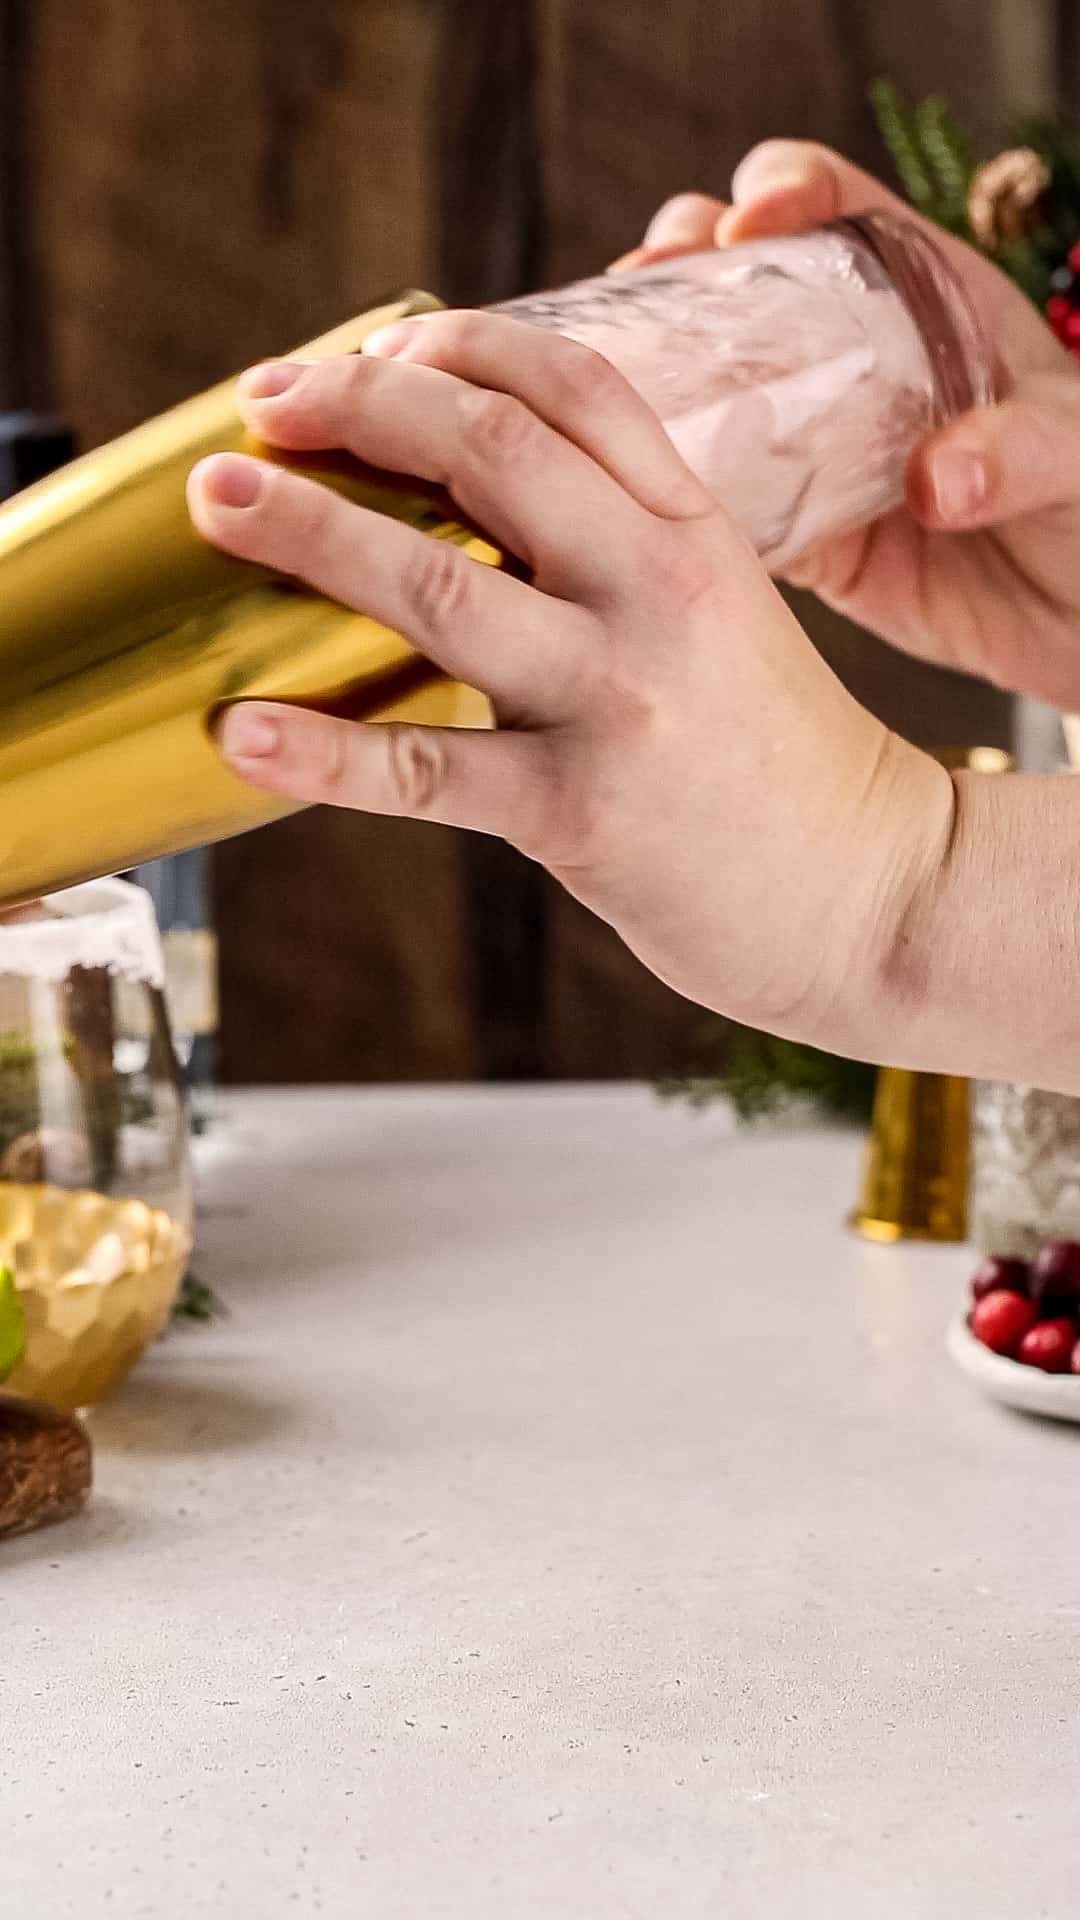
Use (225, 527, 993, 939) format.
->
(4, 1088, 1079, 1919)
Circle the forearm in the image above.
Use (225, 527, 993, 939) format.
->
(880, 771, 1080, 1091)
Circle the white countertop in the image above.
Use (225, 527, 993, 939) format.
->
(5, 1086, 1078, 1919)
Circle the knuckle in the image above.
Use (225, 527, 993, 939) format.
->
(314, 720, 351, 801)
(598, 663, 665, 744)
(634, 522, 723, 619)
(669, 556, 723, 623)
(250, 356, 370, 443)
(457, 387, 536, 463)
(284, 354, 386, 439)
(552, 339, 625, 417)
(404, 538, 472, 635)
(290, 354, 347, 408)
(284, 354, 389, 437)
(384, 724, 449, 816)
(279, 475, 337, 570)
(1013, 400, 1071, 478)
(542, 765, 612, 874)
(332, 350, 383, 406)
(408, 309, 483, 363)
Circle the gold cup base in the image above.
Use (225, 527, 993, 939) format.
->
(1, 1183, 190, 1409)
(849, 1067, 970, 1246)
(848, 1209, 965, 1245)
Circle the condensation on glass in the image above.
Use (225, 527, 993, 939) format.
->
(497, 213, 995, 570)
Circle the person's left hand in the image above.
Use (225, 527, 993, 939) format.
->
(187, 314, 949, 1061)
(626, 149, 1080, 710)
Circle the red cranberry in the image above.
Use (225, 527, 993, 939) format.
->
(971, 1255, 1029, 1304)
(1031, 1241, 1080, 1312)
(1018, 1318, 1076, 1373)
(1048, 294, 1073, 332)
(970, 1290, 1038, 1357)
(1070, 1340, 1080, 1375)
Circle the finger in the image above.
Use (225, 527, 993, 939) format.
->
(215, 700, 553, 850)
(642, 192, 726, 252)
(239, 314, 711, 529)
(720, 138, 1063, 390)
(608, 233, 729, 273)
(233, 351, 658, 607)
(370, 313, 712, 519)
(609, 194, 730, 273)
(187, 453, 594, 714)
(908, 376, 1080, 529)
(720, 140, 922, 244)
(719, 140, 1045, 344)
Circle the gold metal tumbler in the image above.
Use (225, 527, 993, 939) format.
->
(0, 297, 494, 909)
(850, 1068, 970, 1244)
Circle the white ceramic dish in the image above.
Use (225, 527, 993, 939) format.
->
(946, 1313, 1080, 1423)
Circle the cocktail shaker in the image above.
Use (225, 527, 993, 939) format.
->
(0, 299, 495, 909)
(0, 214, 994, 908)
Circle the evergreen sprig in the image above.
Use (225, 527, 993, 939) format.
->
(171, 1268, 228, 1324)
(658, 1024, 876, 1125)
(871, 82, 976, 234)
(873, 82, 1080, 309)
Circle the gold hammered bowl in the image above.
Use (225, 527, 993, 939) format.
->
(1, 1182, 190, 1409)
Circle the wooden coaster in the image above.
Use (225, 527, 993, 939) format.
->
(0, 1395, 92, 1538)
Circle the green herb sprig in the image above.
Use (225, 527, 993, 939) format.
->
(0, 1265, 25, 1384)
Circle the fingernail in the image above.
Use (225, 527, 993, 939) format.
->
(238, 360, 309, 401)
(364, 321, 418, 359)
(197, 453, 265, 510)
(929, 449, 988, 524)
(219, 706, 281, 761)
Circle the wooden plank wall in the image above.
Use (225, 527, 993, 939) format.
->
(0, 0, 1063, 1080)
(1, 0, 481, 1082)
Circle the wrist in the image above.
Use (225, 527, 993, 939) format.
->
(874, 764, 1080, 1090)
(806, 734, 958, 1065)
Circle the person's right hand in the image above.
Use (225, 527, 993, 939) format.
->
(632, 143, 1080, 710)
(188, 313, 950, 1069)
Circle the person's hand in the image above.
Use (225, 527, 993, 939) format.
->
(633, 143, 1080, 709)
(187, 315, 950, 1059)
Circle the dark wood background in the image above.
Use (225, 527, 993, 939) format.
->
(0, 0, 1064, 1080)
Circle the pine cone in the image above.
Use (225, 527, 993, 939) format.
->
(968, 148, 1051, 247)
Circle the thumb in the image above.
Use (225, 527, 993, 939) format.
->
(909, 376, 1080, 530)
